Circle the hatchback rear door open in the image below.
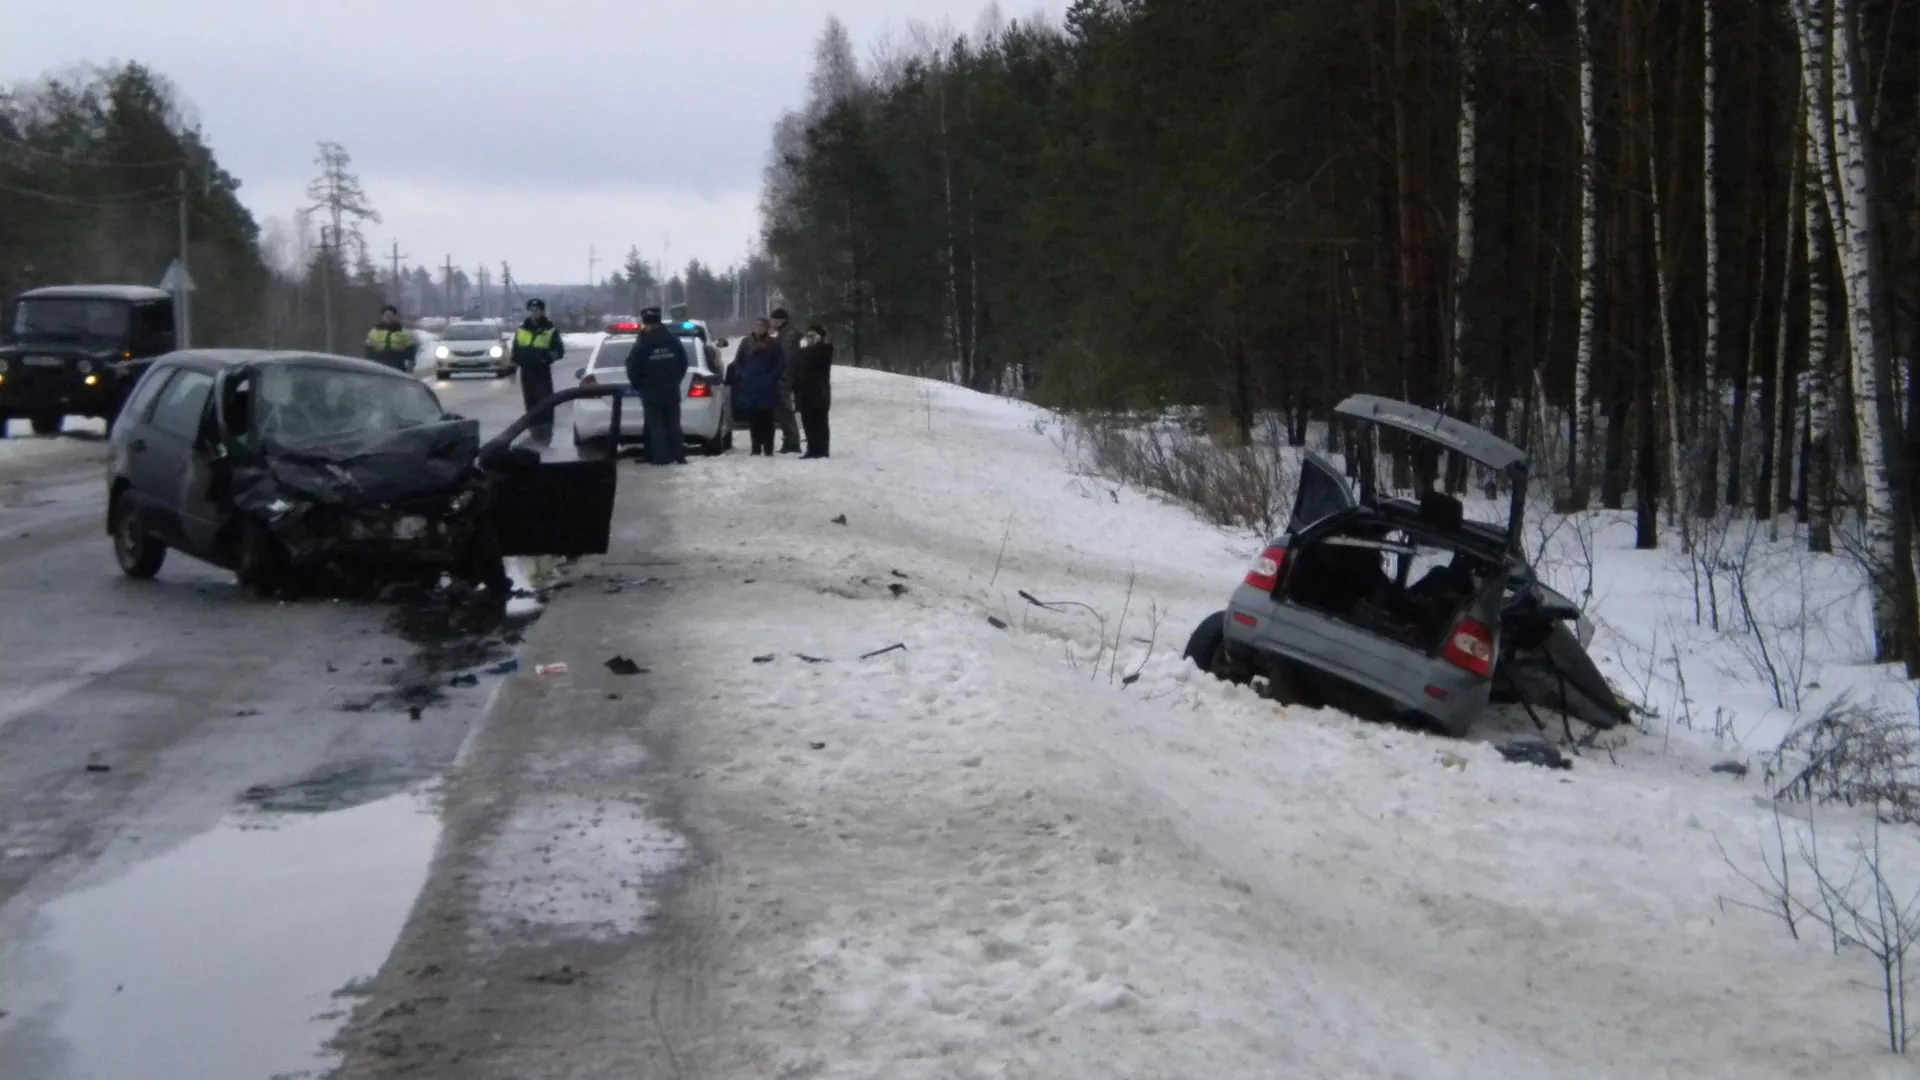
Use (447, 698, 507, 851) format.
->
(1333, 394, 1531, 553)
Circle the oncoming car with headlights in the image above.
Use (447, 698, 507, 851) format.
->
(432, 320, 513, 379)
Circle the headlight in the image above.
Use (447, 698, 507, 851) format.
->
(435, 346, 450, 360)
(77, 360, 93, 374)
(489, 345, 504, 358)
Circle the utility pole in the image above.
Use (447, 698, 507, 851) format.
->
(319, 227, 336, 353)
(443, 254, 455, 317)
(588, 245, 598, 288)
(175, 168, 193, 348)
(387, 240, 408, 309)
(501, 261, 514, 311)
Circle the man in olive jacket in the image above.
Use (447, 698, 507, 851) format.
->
(511, 297, 565, 442)
(364, 305, 418, 372)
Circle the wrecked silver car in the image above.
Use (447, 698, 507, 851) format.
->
(1184, 393, 1629, 738)
(105, 349, 625, 598)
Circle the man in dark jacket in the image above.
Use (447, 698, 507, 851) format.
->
(768, 307, 803, 453)
(731, 318, 786, 456)
(793, 323, 834, 459)
(624, 307, 690, 465)
(511, 298, 565, 442)
(364, 305, 418, 371)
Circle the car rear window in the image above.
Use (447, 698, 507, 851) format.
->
(590, 335, 708, 374)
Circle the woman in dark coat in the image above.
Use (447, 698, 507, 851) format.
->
(793, 324, 835, 459)
(731, 318, 787, 456)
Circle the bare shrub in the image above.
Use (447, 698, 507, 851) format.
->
(1768, 695, 1920, 823)
(1072, 412, 1300, 537)
(1721, 803, 1920, 1054)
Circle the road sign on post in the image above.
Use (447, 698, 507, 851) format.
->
(160, 258, 196, 349)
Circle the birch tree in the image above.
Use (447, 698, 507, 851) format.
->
(1698, 0, 1723, 513)
(1449, 0, 1478, 414)
(1571, 0, 1601, 509)
(1791, 0, 1915, 667)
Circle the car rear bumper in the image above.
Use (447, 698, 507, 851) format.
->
(1222, 590, 1492, 735)
(574, 395, 725, 441)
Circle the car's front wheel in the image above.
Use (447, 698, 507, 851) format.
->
(234, 518, 287, 598)
(110, 490, 166, 579)
(30, 412, 62, 436)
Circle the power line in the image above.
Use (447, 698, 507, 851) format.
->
(0, 179, 176, 206)
(0, 130, 188, 169)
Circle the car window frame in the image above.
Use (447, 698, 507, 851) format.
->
(121, 366, 178, 426)
(145, 368, 215, 442)
(590, 336, 637, 373)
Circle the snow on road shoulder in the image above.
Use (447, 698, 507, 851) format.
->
(621, 368, 1909, 1077)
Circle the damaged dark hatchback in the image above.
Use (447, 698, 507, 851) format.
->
(105, 349, 625, 598)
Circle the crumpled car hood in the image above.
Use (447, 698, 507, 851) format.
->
(234, 417, 482, 511)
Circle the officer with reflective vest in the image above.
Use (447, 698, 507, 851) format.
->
(364, 305, 418, 371)
(510, 297, 566, 442)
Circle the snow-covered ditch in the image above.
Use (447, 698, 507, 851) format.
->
(613, 368, 1920, 1075)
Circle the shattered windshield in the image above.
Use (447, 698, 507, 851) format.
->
(254, 364, 445, 444)
(8, 297, 131, 342)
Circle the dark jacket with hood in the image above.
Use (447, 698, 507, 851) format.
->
(510, 317, 565, 368)
(731, 336, 786, 411)
(623, 324, 690, 408)
(792, 338, 834, 411)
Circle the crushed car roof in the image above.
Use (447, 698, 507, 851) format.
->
(1334, 394, 1529, 474)
(16, 284, 172, 302)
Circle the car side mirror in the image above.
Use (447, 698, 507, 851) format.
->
(573, 368, 584, 381)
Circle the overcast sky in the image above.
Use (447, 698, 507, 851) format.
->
(5, 0, 1065, 285)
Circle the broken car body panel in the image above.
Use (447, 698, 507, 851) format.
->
(1200, 395, 1625, 737)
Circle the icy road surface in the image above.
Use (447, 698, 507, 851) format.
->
(0, 372, 594, 1080)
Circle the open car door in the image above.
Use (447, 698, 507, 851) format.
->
(1289, 451, 1358, 534)
(479, 386, 626, 557)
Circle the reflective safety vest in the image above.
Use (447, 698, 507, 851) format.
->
(366, 327, 415, 352)
(515, 327, 557, 350)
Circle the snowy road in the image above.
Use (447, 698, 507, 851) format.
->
(0, 372, 575, 1080)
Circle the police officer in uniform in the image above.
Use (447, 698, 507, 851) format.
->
(364, 305, 418, 371)
(624, 307, 690, 465)
(510, 298, 565, 442)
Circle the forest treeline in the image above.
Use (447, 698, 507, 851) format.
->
(760, 0, 1920, 669)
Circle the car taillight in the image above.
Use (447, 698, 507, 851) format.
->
(1244, 546, 1287, 591)
(581, 373, 599, 387)
(1443, 617, 1496, 678)
(687, 381, 712, 398)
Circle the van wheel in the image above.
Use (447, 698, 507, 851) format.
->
(30, 412, 62, 436)
(235, 519, 287, 598)
(110, 491, 166, 579)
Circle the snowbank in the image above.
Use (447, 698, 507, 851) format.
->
(612, 368, 1916, 1076)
